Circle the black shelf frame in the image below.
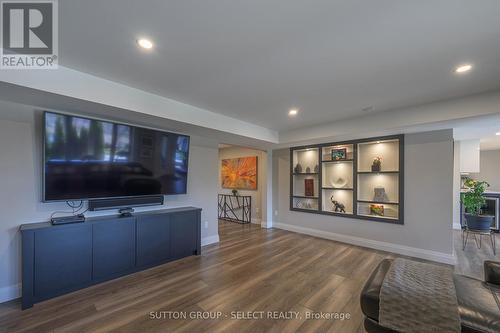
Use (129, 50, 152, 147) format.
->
(292, 195, 319, 199)
(290, 134, 404, 224)
(321, 159, 354, 163)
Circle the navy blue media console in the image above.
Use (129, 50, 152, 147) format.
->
(20, 206, 202, 309)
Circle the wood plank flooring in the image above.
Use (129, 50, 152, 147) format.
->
(454, 229, 499, 280)
(0, 222, 495, 333)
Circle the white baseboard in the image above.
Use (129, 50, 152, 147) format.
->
(274, 222, 456, 265)
(0, 283, 20, 304)
(453, 223, 462, 230)
(201, 234, 220, 246)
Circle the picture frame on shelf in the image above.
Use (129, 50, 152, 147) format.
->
(304, 179, 314, 197)
(331, 148, 347, 161)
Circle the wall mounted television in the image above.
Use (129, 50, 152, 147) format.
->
(43, 112, 190, 201)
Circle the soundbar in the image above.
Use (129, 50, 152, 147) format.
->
(88, 196, 164, 211)
(51, 214, 86, 225)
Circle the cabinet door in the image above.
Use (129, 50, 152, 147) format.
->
(170, 211, 198, 260)
(34, 224, 92, 300)
(136, 214, 171, 267)
(92, 217, 135, 281)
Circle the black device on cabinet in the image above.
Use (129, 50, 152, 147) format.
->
(290, 134, 404, 224)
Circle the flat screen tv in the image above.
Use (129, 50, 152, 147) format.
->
(43, 112, 190, 201)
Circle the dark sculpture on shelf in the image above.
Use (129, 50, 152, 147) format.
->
(330, 196, 346, 213)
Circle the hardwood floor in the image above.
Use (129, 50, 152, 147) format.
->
(0, 222, 495, 333)
(453, 229, 499, 280)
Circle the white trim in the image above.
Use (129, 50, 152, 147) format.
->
(201, 234, 220, 246)
(453, 223, 462, 230)
(0, 283, 20, 303)
(274, 222, 456, 265)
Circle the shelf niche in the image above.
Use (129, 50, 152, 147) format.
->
(322, 189, 353, 215)
(290, 135, 403, 224)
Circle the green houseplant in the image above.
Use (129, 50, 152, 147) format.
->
(461, 178, 493, 230)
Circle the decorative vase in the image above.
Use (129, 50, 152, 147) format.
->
(294, 163, 303, 173)
(306, 166, 311, 173)
(371, 164, 381, 172)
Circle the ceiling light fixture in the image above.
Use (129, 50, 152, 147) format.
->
(289, 109, 298, 116)
(137, 38, 154, 49)
(496, 132, 500, 136)
(454, 64, 472, 73)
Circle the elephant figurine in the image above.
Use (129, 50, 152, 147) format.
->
(330, 197, 346, 213)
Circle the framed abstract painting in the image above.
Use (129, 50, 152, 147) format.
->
(221, 156, 258, 190)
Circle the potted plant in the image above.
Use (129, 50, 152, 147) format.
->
(461, 178, 493, 230)
(371, 156, 382, 172)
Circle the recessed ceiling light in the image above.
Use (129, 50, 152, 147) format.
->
(289, 109, 298, 116)
(454, 64, 472, 73)
(496, 132, 500, 136)
(137, 38, 153, 49)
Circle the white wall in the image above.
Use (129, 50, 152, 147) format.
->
(470, 149, 500, 192)
(0, 100, 219, 303)
(218, 147, 266, 224)
(273, 130, 455, 264)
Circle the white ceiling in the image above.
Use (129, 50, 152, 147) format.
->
(55, 1, 500, 132)
(454, 115, 500, 151)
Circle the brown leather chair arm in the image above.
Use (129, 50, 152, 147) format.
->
(484, 260, 500, 286)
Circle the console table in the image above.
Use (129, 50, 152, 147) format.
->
(20, 206, 201, 309)
(218, 194, 251, 224)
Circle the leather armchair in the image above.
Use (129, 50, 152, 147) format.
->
(484, 260, 500, 286)
(361, 259, 500, 333)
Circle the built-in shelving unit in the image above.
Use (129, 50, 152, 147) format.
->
(290, 135, 404, 224)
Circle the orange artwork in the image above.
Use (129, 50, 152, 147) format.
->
(221, 156, 257, 190)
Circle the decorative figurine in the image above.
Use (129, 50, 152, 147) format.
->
(232, 189, 238, 196)
(294, 163, 303, 173)
(306, 166, 311, 173)
(371, 156, 382, 172)
(330, 196, 346, 213)
(314, 164, 319, 173)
